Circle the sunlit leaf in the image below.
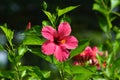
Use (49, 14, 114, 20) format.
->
(116, 33, 120, 39)
(43, 10, 52, 21)
(19, 66, 43, 79)
(32, 67, 43, 78)
(71, 66, 93, 74)
(92, 77, 108, 80)
(43, 10, 56, 26)
(42, 20, 51, 26)
(110, 0, 120, 10)
(16, 45, 28, 61)
(71, 66, 94, 80)
(42, 71, 51, 78)
(0, 25, 14, 43)
(64, 63, 72, 75)
(18, 45, 27, 56)
(112, 40, 119, 53)
(93, 3, 107, 15)
(113, 26, 120, 33)
(23, 35, 45, 45)
(21, 70, 26, 78)
(106, 52, 113, 77)
(57, 5, 79, 17)
(73, 74, 92, 80)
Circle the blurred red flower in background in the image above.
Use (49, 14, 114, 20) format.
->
(73, 46, 104, 70)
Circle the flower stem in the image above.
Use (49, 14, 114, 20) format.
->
(59, 62, 65, 80)
(14, 65, 21, 80)
(7, 40, 22, 80)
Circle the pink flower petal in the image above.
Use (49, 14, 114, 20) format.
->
(58, 22, 71, 37)
(41, 26, 57, 41)
(93, 46, 98, 53)
(63, 36, 78, 49)
(92, 46, 98, 57)
(54, 46, 69, 62)
(74, 61, 79, 65)
(84, 46, 96, 58)
(84, 46, 92, 53)
(41, 40, 56, 55)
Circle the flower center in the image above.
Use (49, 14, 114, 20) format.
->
(60, 39, 66, 44)
(54, 38, 66, 45)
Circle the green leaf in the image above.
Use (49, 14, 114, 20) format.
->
(112, 58, 120, 75)
(57, 5, 79, 17)
(0, 44, 4, 51)
(0, 25, 14, 43)
(113, 58, 120, 68)
(0, 71, 14, 79)
(113, 26, 120, 33)
(116, 33, 120, 39)
(112, 40, 119, 53)
(19, 66, 43, 79)
(42, 1, 47, 10)
(60, 15, 71, 23)
(16, 45, 28, 61)
(110, 0, 120, 10)
(43, 10, 56, 26)
(70, 40, 89, 58)
(105, 52, 113, 77)
(64, 63, 72, 75)
(43, 10, 52, 20)
(23, 25, 42, 37)
(71, 66, 94, 80)
(23, 35, 45, 45)
(18, 45, 27, 56)
(42, 20, 51, 26)
(71, 66, 93, 74)
(92, 3, 107, 15)
(73, 74, 92, 80)
(98, 16, 108, 32)
(32, 66, 43, 78)
(32, 25, 42, 35)
(7, 54, 13, 63)
(42, 71, 51, 78)
(27, 47, 53, 63)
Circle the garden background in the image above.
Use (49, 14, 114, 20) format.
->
(0, 0, 120, 80)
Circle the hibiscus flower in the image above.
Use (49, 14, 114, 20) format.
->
(73, 46, 100, 68)
(41, 22, 78, 62)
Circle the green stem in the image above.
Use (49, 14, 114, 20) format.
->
(106, 15, 112, 30)
(11, 52, 21, 80)
(105, 13, 112, 41)
(8, 41, 22, 80)
(101, 0, 108, 10)
(14, 65, 21, 80)
(59, 62, 64, 80)
(111, 12, 120, 17)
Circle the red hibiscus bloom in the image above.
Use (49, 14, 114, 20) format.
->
(41, 22, 78, 62)
(73, 46, 100, 69)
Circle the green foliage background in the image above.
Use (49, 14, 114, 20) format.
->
(0, 0, 120, 80)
